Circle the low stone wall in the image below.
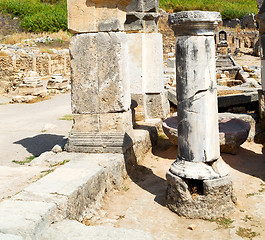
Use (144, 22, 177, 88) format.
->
(0, 51, 70, 94)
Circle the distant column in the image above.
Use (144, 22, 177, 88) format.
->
(166, 11, 235, 219)
(256, 0, 265, 120)
(125, 0, 169, 121)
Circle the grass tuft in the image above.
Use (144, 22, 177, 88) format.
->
(236, 227, 260, 239)
(58, 114, 73, 121)
(12, 155, 36, 165)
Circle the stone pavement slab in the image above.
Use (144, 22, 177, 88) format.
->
(41, 219, 154, 240)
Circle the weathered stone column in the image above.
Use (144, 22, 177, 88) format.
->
(66, 0, 134, 153)
(256, 1, 265, 121)
(166, 11, 235, 219)
(125, 0, 169, 121)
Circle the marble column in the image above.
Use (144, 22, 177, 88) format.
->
(166, 11, 235, 219)
(125, 0, 169, 121)
(66, 0, 134, 153)
(256, 1, 265, 120)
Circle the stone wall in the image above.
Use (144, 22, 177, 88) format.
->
(0, 51, 70, 93)
(216, 29, 259, 55)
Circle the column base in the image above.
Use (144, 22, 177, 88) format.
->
(166, 172, 236, 219)
(65, 132, 133, 154)
(168, 157, 230, 180)
(65, 111, 133, 153)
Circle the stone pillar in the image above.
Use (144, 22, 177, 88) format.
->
(125, 0, 169, 121)
(256, 1, 265, 121)
(166, 11, 235, 219)
(66, 0, 134, 153)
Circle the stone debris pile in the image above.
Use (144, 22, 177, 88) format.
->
(47, 74, 70, 93)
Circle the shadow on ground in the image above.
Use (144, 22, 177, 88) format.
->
(14, 134, 66, 157)
(125, 123, 176, 207)
(222, 145, 265, 181)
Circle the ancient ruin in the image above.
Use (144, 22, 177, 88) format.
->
(256, 0, 265, 122)
(126, 0, 169, 121)
(166, 11, 236, 219)
(66, 0, 134, 153)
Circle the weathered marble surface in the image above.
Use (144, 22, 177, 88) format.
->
(125, 0, 159, 32)
(67, 32, 133, 153)
(175, 35, 220, 163)
(166, 173, 236, 219)
(68, 0, 132, 33)
(127, 32, 169, 120)
(166, 11, 235, 218)
(70, 32, 130, 114)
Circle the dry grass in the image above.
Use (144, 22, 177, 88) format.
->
(0, 30, 71, 45)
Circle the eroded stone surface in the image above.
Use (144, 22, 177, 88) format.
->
(42, 219, 154, 240)
(166, 11, 234, 218)
(67, 0, 132, 33)
(125, 0, 159, 32)
(70, 32, 130, 114)
(127, 32, 169, 120)
(166, 173, 236, 219)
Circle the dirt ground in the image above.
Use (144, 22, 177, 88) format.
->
(234, 55, 261, 67)
(88, 141, 265, 240)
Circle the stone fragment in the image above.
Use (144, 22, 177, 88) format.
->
(47, 74, 69, 91)
(219, 118, 251, 154)
(241, 13, 257, 29)
(125, 0, 160, 32)
(166, 173, 235, 219)
(67, 0, 132, 33)
(188, 224, 197, 230)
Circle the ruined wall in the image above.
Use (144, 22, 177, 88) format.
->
(0, 51, 70, 93)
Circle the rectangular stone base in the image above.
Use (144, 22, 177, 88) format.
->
(131, 92, 169, 121)
(66, 111, 133, 153)
(65, 132, 133, 153)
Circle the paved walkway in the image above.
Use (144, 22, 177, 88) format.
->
(0, 94, 72, 200)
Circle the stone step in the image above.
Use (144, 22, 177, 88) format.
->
(41, 220, 154, 240)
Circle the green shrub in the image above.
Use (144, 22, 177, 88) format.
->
(159, 0, 258, 20)
(0, 0, 67, 32)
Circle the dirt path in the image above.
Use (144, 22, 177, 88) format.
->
(89, 142, 265, 240)
(234, 55, 261, 67)
(0, 93, 72, 200)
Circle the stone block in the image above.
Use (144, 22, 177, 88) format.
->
(67, 0, 131, 33)
(66, 110, 133, 153)
(143, 33, 164, 93)
(145, 92, 169, 119)
(42, 219, 154, 240)
(127, 33, 164, 94)
(125, 12, 159, 32)
(166, 173, 235, 219)
(0, 200, 56, 239)
(14, 154, 126, 220)
(71, 111, 132, 133)
(0, 233, 23, 240)
(126, 0, 159, 13)
(70, 32, 131, 114)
